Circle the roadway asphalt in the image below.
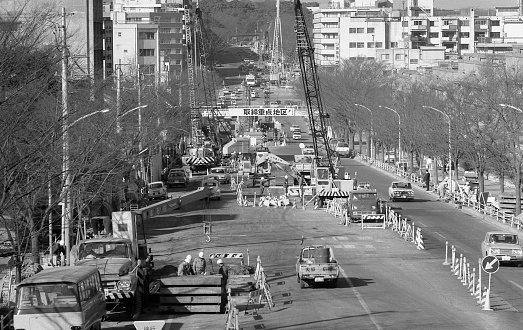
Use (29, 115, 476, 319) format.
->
(102, 121, 523, 329)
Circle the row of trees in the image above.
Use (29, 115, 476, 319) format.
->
(317, 58, 523, 214)
(0, 2, 191, 272)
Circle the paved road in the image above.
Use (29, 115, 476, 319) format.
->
(104, 124, 522, 330)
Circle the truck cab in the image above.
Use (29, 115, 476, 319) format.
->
(348, 189, 380, 222)
(73, 211, 153, 320)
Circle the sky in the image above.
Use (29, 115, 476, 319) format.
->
(435, 0, 518, 9)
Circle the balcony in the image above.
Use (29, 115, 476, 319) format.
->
(441, 37, 457, 43)
(411, 36, 427, 42)
(318, 49, 337, 55)
(441, 24, 458, 31)
(410, 25, 427, 31)
(321, 27, 339, 34)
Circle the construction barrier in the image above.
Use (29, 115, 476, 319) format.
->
(361, 214, 386, 229)
(157, 275, 224, 313)
(442, 241, 491, 310)
(139, 188, 211, 220)
(385, 206, 425, 250)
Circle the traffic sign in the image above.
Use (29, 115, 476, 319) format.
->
(481, 256, 500, 274)
(134, 320, 165, 330)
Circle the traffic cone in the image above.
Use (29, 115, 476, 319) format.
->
(482, 287, 492, 311)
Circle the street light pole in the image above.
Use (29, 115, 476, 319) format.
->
(354, 104, 373, 161)
(422, 106, 452, 184)
(499, 103, 523, 216)
(379, 105, 401, 161)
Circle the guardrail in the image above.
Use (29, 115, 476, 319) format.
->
(0, 308, 13, 329)
(358, 155, 523, 231)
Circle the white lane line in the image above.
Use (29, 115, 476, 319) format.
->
(414, 220, 426, 227)
(434, 232, 446, 240)
(339, 266, 382, 330)
(509, 280, 523, 292)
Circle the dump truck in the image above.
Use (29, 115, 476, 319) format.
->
(73, 212, 153, 319)
(348, 188, 380, 222)
(296, 245, 339, 288)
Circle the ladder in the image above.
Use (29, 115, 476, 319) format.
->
(0, 269, 15, 305)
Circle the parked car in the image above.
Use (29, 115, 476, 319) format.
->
(148, 181, 167, 200)
(292, 131, 302, 140)
(388, 181, 414, 201)
(290, 125, 300, 133)
(209, 167, 231, 184)
(481, 232, 523, 266)
(201, 179, 221, 200)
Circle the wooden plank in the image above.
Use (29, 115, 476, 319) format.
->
(161, 275, 222, 286)
(159, 295, 222, 304)
(159, 286, 222, 295)
(159, 304, 221, 313)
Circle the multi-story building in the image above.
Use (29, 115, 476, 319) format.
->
(311, 0, 523, 71)
(107, 0, 187, 84)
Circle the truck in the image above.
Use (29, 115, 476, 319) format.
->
(73, 211, 153, 320)
(293, 155, 313, 184)
(296, 245, 339, 288)
(167, 168, 189, 187)
(348, 188, 381, 222)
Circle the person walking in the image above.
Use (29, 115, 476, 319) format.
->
(259, 177, 265, 195)
(193, 251, 206, 275)
(178, 255, 195, 276)
(51, 240, 66, 267)
(283, 175, 289, 195)
(423, 169, 431, 191)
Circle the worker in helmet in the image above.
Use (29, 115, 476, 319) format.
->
(193, 251, 206, 275)
(178, 254, 195, 276)
(283, 175, 289, 194)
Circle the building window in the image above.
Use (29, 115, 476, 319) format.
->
(117, 32, 121, 37)
(413, 20, 423, 26)
(443, 20, 451, 25)
(461, 44, 469, 50)
(356, 42, 364, 48)
(367, 27, 375, 33)
(402, 21, 408, 27)
(390, 42, 398, 48)
(381, 54, 390, 60)
(175, 59, 181, 65)
(461, 20, 469, 26)
(395, 54, 403, 60)
(324, 44, 335, 50)
(410, 59, 418, 64)
(106, 54, 112, 60)
(160, 28, 171, 34)
(154, 16, 160, 22)
(461, 32, 469, 38)
(124, 49, 128, 53)
(349, 42, 356, 48)
(429, 32, 439, 38)
(491, 32, 500, 38)
(429, 21, 435, 26)
(139, 49, 155, 56)
(349, 28, 357, 33)
(367, 42, 374, 48)
(139, 32, 155, 39)
(160, 39, 170, 44)
(357, 28, 364, 33)
(475, 20, 487, 26)
(376, 42, 382, 48)
(171, 17, 181, 23)
(491, 20, 500, 26)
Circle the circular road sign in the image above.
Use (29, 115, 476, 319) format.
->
(299, 143, 305, 149)
(481, 256, 500, 274)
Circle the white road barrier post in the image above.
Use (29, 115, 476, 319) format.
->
(461, 257, 467, 284)
(451, 245, 456, 271)
(476, 258, 483, 304)
(443, 241, 450, 265)
(253, 192, 256, 207)
(469, 268, 476, 294)
(456, 254, 463, 278)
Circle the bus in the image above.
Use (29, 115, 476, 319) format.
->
(14, 266, 106, 330)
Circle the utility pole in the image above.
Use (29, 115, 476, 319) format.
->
(61, 7, 71, 266)
(137, 65, 145, 184)
(116, 59, 122, 133)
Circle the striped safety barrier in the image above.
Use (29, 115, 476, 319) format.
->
(209, 253, 244, 259)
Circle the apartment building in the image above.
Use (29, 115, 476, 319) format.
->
(311, 0, 523, 71)
(105, 0, 188, 84)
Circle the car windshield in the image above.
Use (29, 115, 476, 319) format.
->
(212, 169, 225, 174)
(149, 183, 163, 189)
(337, 143, 349, 147)
(78, 242, 130, 259)
(490, 234, 518, 244)
(203, 181, 217, 187)
(352, 193, 377, 200)
(393, 182, 412, 189)
(17, 283, 79, 311)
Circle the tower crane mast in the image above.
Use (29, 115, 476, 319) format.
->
(293, 0, 336, 178)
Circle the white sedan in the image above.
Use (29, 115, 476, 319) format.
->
(481, 232, 523, 266)
(388, 181, 414, 202)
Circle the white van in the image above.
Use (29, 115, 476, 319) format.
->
(14, 266, 106, 330)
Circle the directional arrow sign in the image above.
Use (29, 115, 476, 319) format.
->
(481, 255, 500, 274)
(134, 320, 165, 330)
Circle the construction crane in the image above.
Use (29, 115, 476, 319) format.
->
(183, 5, 203, 148)
(270, 0, 283, 85)
(293, 0, 336, 178)
(194, 6, 234, 154)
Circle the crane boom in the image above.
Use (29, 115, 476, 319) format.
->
(294, 0, 335, 177)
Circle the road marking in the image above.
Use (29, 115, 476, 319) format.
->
(415, 220, 426, 227)
(434, 232, 446, 240)
(339, 266, 382, 330)
(509, 280, 523, 292)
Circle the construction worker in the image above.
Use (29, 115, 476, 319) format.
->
(193, 251, 206, 275)
(178, 255, 195, 276)
(283, 175, 289, 194)
(217, 259, 228, 282)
